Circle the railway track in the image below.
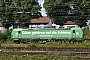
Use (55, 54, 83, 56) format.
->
(0, 51, 90, 60)
(0, 51, 90, 55)
(0, 47, 90, 51)
(0, 47, 90, 55)
(0, 47, 90, 60)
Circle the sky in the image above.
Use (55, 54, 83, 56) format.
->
(38, 0, 47, 16)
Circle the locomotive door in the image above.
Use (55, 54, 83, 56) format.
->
(72, 30, 76, 38)
(18, 31, 22, 38)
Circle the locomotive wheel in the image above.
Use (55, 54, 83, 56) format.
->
(14, 40, 20, 44)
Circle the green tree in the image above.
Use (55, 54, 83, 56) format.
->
(44, 0, 69, 26)
(0, 0, 42, 29)
(69, 0, 90, 27)
(44, 0, 90, 27)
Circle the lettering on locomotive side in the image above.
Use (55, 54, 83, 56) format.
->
(22, 31, 31, 34)
(21, 31, 74, 35)
(58, 31, 71, 34)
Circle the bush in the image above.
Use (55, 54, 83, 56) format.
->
(83, 27, 90, 39)
(28, 43, 37, 47)
(0, 32, 6, 42)
(0, 29, 12, 43)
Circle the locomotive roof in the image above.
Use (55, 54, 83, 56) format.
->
(23, 28, 71, 30)
(13, 27, 81, 31)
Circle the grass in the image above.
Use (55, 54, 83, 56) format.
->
(0, 40, 90, 48)
(0, 55, 90, 60)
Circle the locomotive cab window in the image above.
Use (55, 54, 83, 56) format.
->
(18, 31, 21, 33)
(73, 30, 75, 33)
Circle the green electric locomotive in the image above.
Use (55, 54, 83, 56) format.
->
(11, 27, 84, 42)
